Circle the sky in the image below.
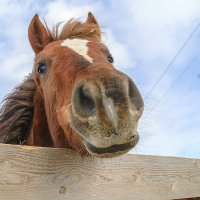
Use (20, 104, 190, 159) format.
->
(0, 0, 200, 158)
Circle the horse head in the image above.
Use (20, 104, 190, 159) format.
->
(27, 12, 144, 157)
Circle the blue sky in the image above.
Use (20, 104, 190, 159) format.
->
(0, 0, 200, 158)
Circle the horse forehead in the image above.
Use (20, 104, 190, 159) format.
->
(61, 38, 93, 63)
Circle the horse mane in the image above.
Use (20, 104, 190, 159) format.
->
(45, 18, 101, 41)
(0, 74, 36, 144)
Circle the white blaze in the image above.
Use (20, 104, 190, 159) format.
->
(61, 39, 93, 63)
(101, 85, 118, 128)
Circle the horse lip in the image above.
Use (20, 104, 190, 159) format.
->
(83, 133, 139, 155)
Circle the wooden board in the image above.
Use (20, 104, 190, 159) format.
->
(0, 143, 199, 200)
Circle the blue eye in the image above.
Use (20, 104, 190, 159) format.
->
(107, 55, 114, 63)
(38, 63, 46, 74)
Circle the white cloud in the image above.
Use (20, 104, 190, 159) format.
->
(102, 29, 136, 69)
(0, 1, 39, 81)
(43, 0, 100, 23)
(117, 0, 200, 59)
(1, 53, 32, 79)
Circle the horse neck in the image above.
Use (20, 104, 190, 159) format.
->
(27, 87, 73, 148)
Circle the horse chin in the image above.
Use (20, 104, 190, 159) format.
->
(83, 133, 139, 158)
(69, 111, 140, 157)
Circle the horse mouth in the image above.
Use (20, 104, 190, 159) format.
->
(83, 133, 139, 157)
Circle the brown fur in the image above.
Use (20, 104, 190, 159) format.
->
(0, 13, 144, 158)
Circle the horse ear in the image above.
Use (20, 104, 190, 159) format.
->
(28, 14, 50, 54)
(87, 12, 99, 25)
(86, 12, 101, 40)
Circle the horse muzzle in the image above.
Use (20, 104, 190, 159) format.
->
(70, 71, 144, 157)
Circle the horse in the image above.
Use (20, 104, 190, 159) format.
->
(0, 12, 144, 157)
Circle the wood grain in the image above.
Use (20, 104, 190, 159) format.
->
(0, 143, 199, 200)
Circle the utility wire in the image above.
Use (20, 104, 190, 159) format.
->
(145, 50, 200, 117)
(145, 21, 200, 99)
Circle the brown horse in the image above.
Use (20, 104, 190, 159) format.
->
(0, 12, 144, 157)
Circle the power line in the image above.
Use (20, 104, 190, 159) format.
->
(145, 50, 200, 117)
(145, 21, 200, 99)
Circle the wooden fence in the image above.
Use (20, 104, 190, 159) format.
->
(0, 143, 199, 200)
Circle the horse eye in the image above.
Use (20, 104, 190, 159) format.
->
(107, 55, 114, 63)
(37, 63, 46, 74)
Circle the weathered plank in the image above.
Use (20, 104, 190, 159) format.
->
(0, 143, 199, 200)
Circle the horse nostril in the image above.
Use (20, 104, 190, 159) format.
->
(128, 78, 144, 111)
(73, 84, 96, 118)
